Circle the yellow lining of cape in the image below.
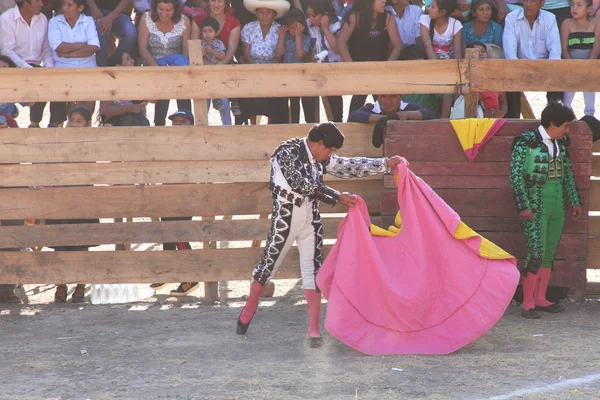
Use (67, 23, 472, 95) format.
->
(450, 118, 497, 151)
(370, 211, 403, 237)
(454, 221, 514, 260)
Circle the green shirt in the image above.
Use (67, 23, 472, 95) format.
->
(402, 94, 451, 119)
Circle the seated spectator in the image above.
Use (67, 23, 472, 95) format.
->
(503, 0, 560, 118)
(47, 105, 99, 303)
(134, 0, 185, 14)
(424, 0, 510, 22)
(276, 9, 318, 123)
(0, 0, 65, 127)
(348, 93, 435, 122)
(48, 0, 100, 113)
(199, 17, 232, 125)
(419, 0, 463, 59)
(149, 109, 200, 297)
(385, 0, 423, 46)
(462, 0, 503, 48)
(192, 0, 241, 65)
(399, 44, 452, 118)
(306, 0, 344, 122)
(183, 0, 207, 18)
(239, 1, 289, 124)
(138, 0, 192, 126)
(466, 41, 507, 117)
(337, 0, 403, 113)
(100, 51, 150, 126)
(86, 0, 137, 67)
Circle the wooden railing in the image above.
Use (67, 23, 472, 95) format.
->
(2, 44, 600, 300)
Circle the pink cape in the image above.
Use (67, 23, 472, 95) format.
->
(316, 163, 520, 355)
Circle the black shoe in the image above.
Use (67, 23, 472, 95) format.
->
(308, 336, 324, 348)
(521, 309, 541, 319)
(535, 303, 565, 313)
(236, 314, 251, 335)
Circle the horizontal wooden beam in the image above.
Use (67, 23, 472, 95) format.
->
(0, 217, 352, 248)
(0, 60, 461, 103)
(0, 123, 380, 163)
(470, 60, 600, 92)
(0, 180, 382, 219)
(0, 247, 333, 284)
(0, 160, 379, 187)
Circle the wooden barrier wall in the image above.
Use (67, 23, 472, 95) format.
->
(381, 120, 592, 293)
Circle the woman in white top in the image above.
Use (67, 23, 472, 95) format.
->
(419, 0, 463, 59)
(48, 0, 100, 113)
(138, 0, 192, 125)
(385, 0, 423, 46)
(48, 0, 100, 68)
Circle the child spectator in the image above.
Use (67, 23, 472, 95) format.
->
(467, 41, 507, 118)
(138, 0, 192, 126)
(276, 9, 318, 123)
(100, 51, 150, 126)
(385, 0, 423, 46)
(306, 0, 344, 121)
(561, 0, 600, 117)
(399, 44, 453, 118)
(200, 17, 232, 124)
(419, 0, 463, 59)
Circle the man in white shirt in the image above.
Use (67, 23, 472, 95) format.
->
(502, 0, 561, 118)
(0, 0, 66, 127)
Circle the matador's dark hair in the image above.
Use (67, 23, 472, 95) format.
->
(308, 122, 345, 149)
(541, 102, 575, 128)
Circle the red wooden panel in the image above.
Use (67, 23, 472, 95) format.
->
(383, 174, 590, 190)
(407, 161, 590, 177)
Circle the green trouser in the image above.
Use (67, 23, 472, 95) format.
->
(523, 178, 565, 274)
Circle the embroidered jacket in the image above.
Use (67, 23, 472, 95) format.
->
(269, 138, 388, 207)
(509, 129, 580, 212)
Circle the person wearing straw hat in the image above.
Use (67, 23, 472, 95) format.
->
(235, 122, 405, 348)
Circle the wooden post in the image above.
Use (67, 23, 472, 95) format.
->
(520, 93, 536, 119)
(188, 40, 209, 126)
(189, 39, 218, 301)
(463, 48, 479, 119)
(321, 97, 333, 122)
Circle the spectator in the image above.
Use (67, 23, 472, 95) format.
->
(337, 0, 403, 114)
(149, 109, 199, 297)
(561, 0, 599, 117)
(86, 0, 137, 67)
(348, 93, 435, 123)
(192, 0, 240, 64)
(399, 44, 452, 118)
(138, 0, 192, 126)
(461, 0, 503, 47)
(0, 55, 19, 120)
(0, 0, 16, 13)
(503, 0, 560, 118)
(306, 0, 344, 122)
(424, 0, 510, 22)
(239, 1, 290, 124)
(385, 0, 423, 46)
(468, 41, 507, 117)
(99, 51, 150, 125)
(183, 0, 207, 18)
(276, 9, 318, 123)
(198, 17, 232, 124)
(0, 0, 65, 127)
(419, 0, 463, 60)
(134, 0, 184, 13)
(48, 0, 100, 113)
(47, 105, 99, 303)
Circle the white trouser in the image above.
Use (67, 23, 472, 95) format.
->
(563, 92, 596, 117)
(252, 198, 323, 290)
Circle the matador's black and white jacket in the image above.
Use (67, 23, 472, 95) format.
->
(252, 137, 389, 290)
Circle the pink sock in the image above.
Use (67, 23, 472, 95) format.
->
(305, 289, 322, 338)
(240, 281, 265, 324)
(522, 272, 537, 311)
(535, 268, 554, 307)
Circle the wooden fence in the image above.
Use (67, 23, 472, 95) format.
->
(2, 46, 600, 301)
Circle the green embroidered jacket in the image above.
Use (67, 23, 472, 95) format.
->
(509, 129, 581, 212)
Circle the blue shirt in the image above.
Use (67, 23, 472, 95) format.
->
(283, 33, 311, 64)
(502, 8, 561, 60)
(48, 14, 99, 68)
(462, 20, 503, 46)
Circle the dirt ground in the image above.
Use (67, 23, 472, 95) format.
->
(3, 94, 600, 399)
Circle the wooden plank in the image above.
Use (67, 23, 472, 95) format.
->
(0, 124, 380, 163)
(406, 161, 590, 177)
(0, 160, 380, 187)
(470, 60, 600, 92)
(0, 246, 335, 284)
(0, 60, 461, 103)
(588, 216, 600, 236)
(588, 237, 600, 267)
(590, 155, 600, 176)
(380, 188, 589, 218)
(520, 93, 536, 119)
(385, 134, 592, 163)
(0, 180, 382, 219)
(0, 217, 348, 248)
(586, 180, 600, 210)
(188, 39, 209, 127)
(383, 174, 590, 190)
(463, 49, 479, 118)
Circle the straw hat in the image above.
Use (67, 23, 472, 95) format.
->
(243, 0, 290, 16)
(485, 44, 505, 60)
